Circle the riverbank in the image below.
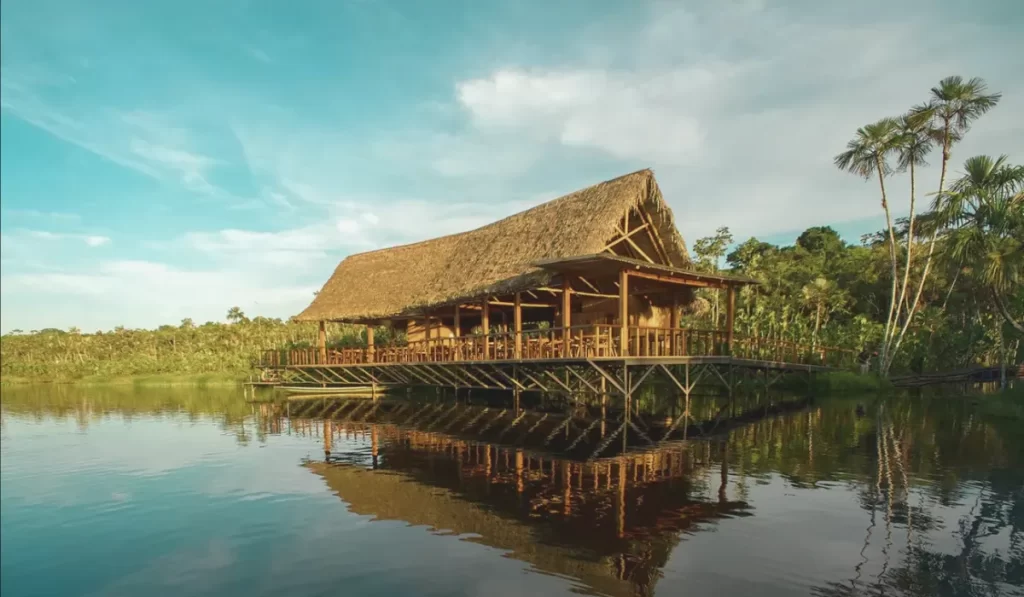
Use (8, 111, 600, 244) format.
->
(0, 372, 247, 387)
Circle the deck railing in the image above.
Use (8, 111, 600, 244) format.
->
(259, 325, 857, 369)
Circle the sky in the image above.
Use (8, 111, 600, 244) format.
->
(1, 0, 1021, 333)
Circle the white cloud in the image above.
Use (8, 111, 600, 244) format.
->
(456, 68, 721, 164)
(0, 259, 319, 331)
(14, 229, 111, 247)
(448, 2, 1024, 239)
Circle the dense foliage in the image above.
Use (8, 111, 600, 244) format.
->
(0, 315, 399, 381)
(681, 218, 1022, 374)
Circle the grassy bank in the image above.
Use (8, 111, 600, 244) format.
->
(775, 370, 892, 395)
(0, 372, 246, 387)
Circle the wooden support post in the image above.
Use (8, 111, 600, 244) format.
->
(371, 426, 379, 469)
(366, 324, 375, 363)
(670, 293, 680, 355)
(318, 321, 327, 364)
(324, 419, 332, 460)
(618, 270, 629, 356)
(513, 292, 522, 358)
(726, 285, 736, 355)
(453, 305, 462, 360)
(561, 277, 572, 356)
(481, 300, 490, 359)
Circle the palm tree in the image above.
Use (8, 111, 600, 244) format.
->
(890, 108, 934, 317)
(933, 155, 1024, 334)
(835, 118, 901, 369)
(890, 78, 1002, 371)
(801, 277, 847, 350)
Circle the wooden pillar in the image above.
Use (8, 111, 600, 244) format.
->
(366, 324, 375, 363)
(726, 285, 736, 355)
(481, 299, 490, 359)
(371, 426, 378, 469)
(453, 305, 462, 359)
(513, 292, 522, 358)
(618, 270, 629, 356)
(323, 419, 332, 459)
(561, 277, 572, 356)
(318, 320, 327, 364)
(670, 293, 680, 355)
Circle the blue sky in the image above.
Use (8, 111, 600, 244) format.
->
(1, 0, 1021, 333)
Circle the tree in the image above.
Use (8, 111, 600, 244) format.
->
(693, 227, 734, 327)
(180, 318, 195, 330)
(835, 118, 901, 372)
(835, 76, 1002, 375)
(796, 226, 845, 257)
(933, 155, 1024, 334)
(226, 307, 249, 324)
(801, 277, 847, 349)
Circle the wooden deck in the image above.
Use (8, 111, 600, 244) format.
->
(261, 325, 855, 370)
(257, 325, 854, 399)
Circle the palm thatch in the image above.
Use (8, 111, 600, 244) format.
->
(297, 169, 690, 322)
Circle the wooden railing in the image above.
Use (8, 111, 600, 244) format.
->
(259, 326, 857, 369)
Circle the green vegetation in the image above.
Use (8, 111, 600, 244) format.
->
(0, 315, 397, 384)
(684, 75, 1022, 378)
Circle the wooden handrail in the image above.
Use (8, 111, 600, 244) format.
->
(258, 326, 858, 368)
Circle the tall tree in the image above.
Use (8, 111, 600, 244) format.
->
(835, 118, 900, 372)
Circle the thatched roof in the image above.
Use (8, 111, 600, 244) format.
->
(297, 169, 690, 322)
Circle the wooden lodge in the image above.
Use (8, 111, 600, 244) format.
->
(260, 169, 855, 391)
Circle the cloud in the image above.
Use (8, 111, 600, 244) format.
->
(0, 73, 242, 204)
(448, 2, 1024, 239)
(1, 209, 81, 221)
(0, 259, 319, 331)
(16, 229, 111, 247)
(456, 67, 720, 165)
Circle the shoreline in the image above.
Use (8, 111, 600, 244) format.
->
(0, 372, 247, 388)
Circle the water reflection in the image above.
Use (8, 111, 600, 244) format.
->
(273, 394, 1023, 597)
(1, 386, 1021, 596)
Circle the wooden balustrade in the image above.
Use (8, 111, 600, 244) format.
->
(259, 326, 857, 369)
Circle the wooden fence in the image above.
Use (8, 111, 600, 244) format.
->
(259, 325, 856, 369)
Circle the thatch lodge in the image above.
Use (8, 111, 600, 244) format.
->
(296, 169, 756, 363)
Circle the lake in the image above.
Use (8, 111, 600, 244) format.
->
(1, 385, 1021, 597)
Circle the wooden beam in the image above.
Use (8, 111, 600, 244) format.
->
(318, 321, 327, 364)
(636, 205, 672, 266)
(615, 224, 656, 264)
(726, 285, 736, 355)
(514, 292, 522, 359)
(625, 269, 722, 288)
(577, 276, 602, 294)
(453, 304, 461, 337)
(561, 276, 572, 355)
(619, 270, 629, 356)
(535, 287, 619, 299)
(366, 324, 375, 364)
(600, 222, 650, 252)
(487, 300, 557, 308)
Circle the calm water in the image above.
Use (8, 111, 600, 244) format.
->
(1, 386, 1021, 597)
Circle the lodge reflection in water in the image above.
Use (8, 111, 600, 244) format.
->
(268, 397, 755, 597)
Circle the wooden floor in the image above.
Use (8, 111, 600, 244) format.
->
(257, 353, 829, 398)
